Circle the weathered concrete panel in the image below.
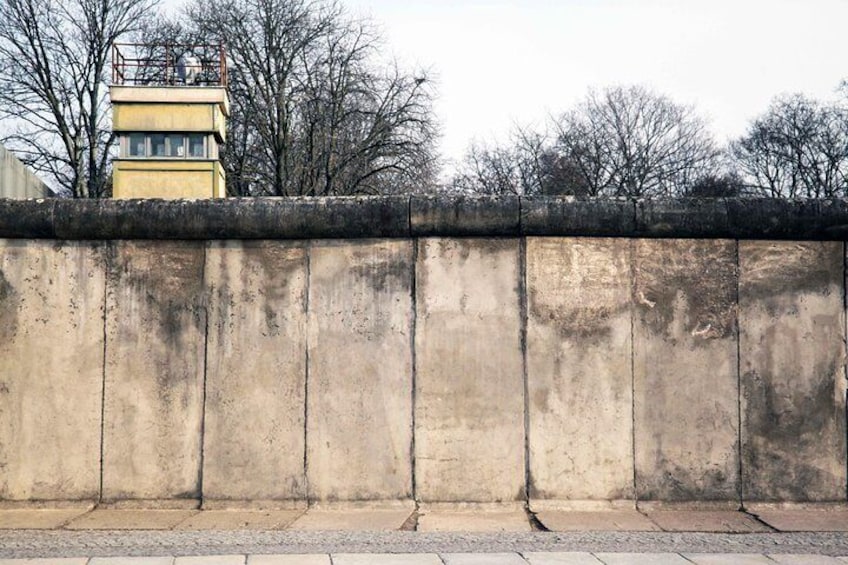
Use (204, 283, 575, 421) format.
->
(415, 238, 524, 502)
(739, 241, 846, 502)
(527, 237, 634, 501)
(306, 240, 413, 501)
(633, 239, 739, 501)
(102, 241, 206, 501)
(203, 242, 308, 502)
(0, 241, 104, 500)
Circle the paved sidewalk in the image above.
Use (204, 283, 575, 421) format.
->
(1, 551, 848, 564)
(2, 505, 848, 563)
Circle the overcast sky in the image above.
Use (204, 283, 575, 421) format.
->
(334, 0, 848, 164)
(167, 0, 848, 164)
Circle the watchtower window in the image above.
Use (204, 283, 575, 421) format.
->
(188, 134, 205, 158)
(128, 133, 145, 157)
(120, 133, 214, 159)
(166, 134, 185, 157)
(150, 134, 167, 157)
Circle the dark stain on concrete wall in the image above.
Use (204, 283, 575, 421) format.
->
(634, 239, 737, 342)
(638, 465, 733, 502)
(0, 268, 18, 342)
(743, 369, 845, 501)
(740, 241, 846, 502)
(350, 255, 412, 295)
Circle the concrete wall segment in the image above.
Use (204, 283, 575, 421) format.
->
(0, 240, 105, 500)
(414, 238, 525, 502)
(739, 240, 847, 502)
(202, 241, 308, 502)
(526, 237, 634, 501)
(633, 239, 740, 501)
(101, 240, 206, 501)
(306, 240, 414, 501)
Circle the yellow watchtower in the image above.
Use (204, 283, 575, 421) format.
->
(110, 44, 229, 199)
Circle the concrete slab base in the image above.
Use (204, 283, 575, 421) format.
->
(769, 556, 844, 564)
(747, 504, 848, 532)
(0, 557, 88, 565)
(247, 557, 330, 565)
(442, 554, 529, 565)
(175, 510, 303, 530)
(89, 558, 173, 565)
(174, 557, 245, 565)
(523, 552, 604, 564)
(645, 510, 771, 533)
(333, 555, 444, 564)
(683, 555, 775, 564)
(287, 502, 415, 531)
(417, 510, 532, 532)
(64, 509, 198, 530)
(595, 554, 690, 564)
(535, 510, 660, 532)
(0, 509, 90, 529)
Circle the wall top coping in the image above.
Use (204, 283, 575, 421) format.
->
(1, 196, 847, 240)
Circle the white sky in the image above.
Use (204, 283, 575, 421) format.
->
(168, 0, 848, 164)
(341, 0, 848, 164)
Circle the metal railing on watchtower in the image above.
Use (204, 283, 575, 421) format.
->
(111, 43, 227, 87)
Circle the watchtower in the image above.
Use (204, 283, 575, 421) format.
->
(110, 44, 229, 199)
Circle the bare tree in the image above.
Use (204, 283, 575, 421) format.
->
(731, 93, 848, 198)
(0, 0, 156, 197)
(452, 86, 718, 198)
(550, 85, 719, 198)
(185, 0, 437, 196)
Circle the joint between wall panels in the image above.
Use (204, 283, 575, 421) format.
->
(519, 236, 530, 503)
(735, 239, 743, 508)
(198, 242, 210, 504)
(629, 238, 638, 502)
(303, 241, 312, 506)
(844, 240, 848, 502)
(410, 238, 419, 503)
(98, 242, 111, 503)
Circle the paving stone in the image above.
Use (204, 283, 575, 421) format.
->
(287, 506, 414, 531)
(769, 556, 845, 564)
(751, 509, 848, 532)
(247, 557, 330, 565)
(441, 554, 528, 565)
(89, 559, 174, 565)
(173, 557, 245, 565)
(594, 554, 689, 565)
(174, 510, 303, 530)
(65, 509, 198, 530)
(684, 555, 775, 564)
(0, 560, 89, 565)
(523, 552, 603, 564)
(417, 509, 531, 532)
(535, 510, 660, 532)
(332, 554, 444, 564)
(645, 511, 770, 532)
(0, 509, 90, 529)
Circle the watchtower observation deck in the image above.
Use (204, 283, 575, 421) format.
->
(110, 43, 230, 199)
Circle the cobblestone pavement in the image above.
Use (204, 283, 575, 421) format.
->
(2, 531, 848, 562)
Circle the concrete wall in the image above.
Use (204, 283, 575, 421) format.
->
(0, 145, 50, 199)
(0, 198, 846, 506)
